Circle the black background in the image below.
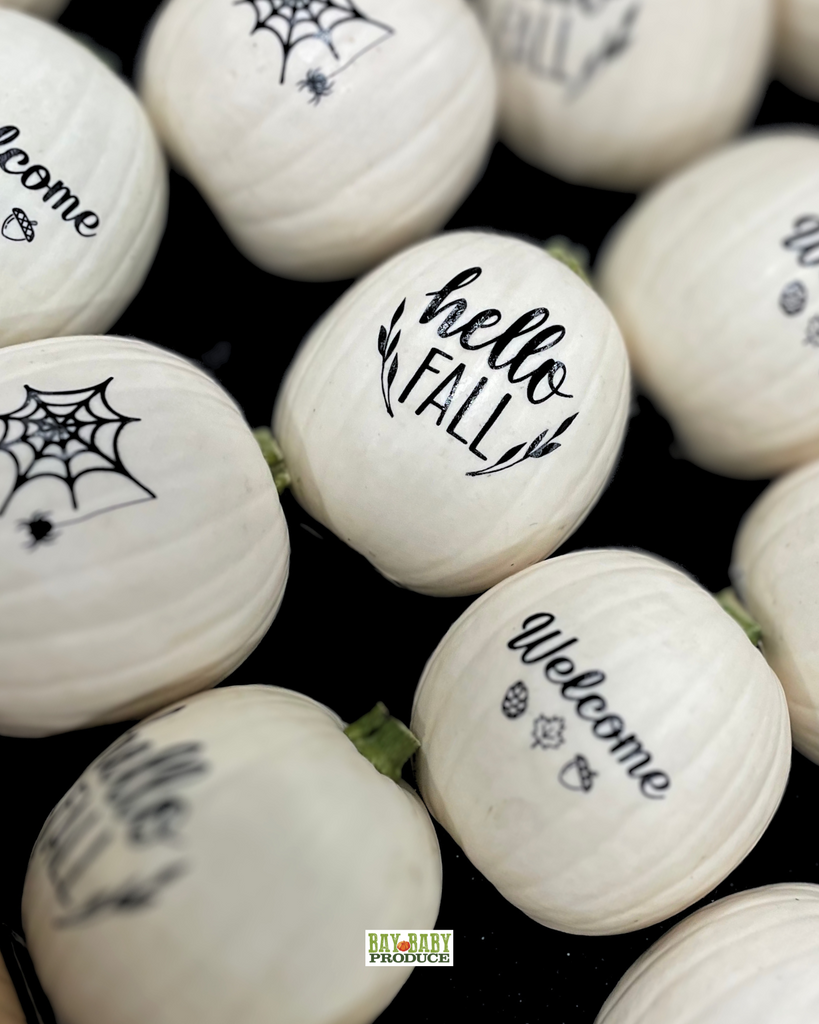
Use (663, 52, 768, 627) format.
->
(2, 3, 819, 1022)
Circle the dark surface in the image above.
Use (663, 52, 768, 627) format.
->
(2, 3, 819, 1022)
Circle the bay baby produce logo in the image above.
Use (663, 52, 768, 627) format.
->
(365, 930, 453, 966)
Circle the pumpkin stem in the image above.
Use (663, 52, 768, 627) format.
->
(716, 588, 763, 647)
(544, 236, 592, 286)
(344, 703, 420, 782)
(253, 428, 291, 494)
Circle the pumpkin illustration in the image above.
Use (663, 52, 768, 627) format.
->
(0, 335, 289, 737)
(411, 549, 790, 935)
(22, 686, 442, 1024)
(776, 0, 819, 101)
(598, 129, 819, 478)
(138, 0, 496, 281)
(596, 884, 819, 1023)
(0, 9, 167, 348)
(473, 0, 772, 191)
(731, 456, 819, 764)
(273, 230, 630, 596)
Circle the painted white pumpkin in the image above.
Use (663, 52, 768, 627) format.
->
(273, 229, 630, 596)
(0, 335, 289, 737)
(0, 0, 67, 17)
(597, 129, 819, 479)
(731, 457, 819, 763)
(473, 0, 773, 192)
(0, 9, 166, 349)
(776, 0, 819, 100)
(138, 0, 496, 282)
(22, 685, 443, 1024)
(411, 548, 791, 935)
(596, 883, 819, 1023)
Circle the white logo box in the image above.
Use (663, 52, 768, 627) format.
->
(365, 930, 454, 966)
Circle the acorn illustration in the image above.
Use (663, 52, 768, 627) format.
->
(559, 755, 598, 793)
(2, 208, 37, 243)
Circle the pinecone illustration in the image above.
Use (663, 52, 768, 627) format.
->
(502, 681, 529, 719)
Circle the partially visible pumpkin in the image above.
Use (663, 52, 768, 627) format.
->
(474, 0, 772, 191)
(138, 0, 496, 281)
(22, 685, 442, 1024)
(776, 0, 819, 101)
(596, 883, 819, 1023)
(0, 335, 289, 736)
(731, 457, 819, 763)
(411, 548, 790, 935)
(0, 9, 166, 348)
(0, 0, 67, 16)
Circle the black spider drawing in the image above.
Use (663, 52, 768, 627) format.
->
(17, 511, 57, 548)
(239, 0, 393, 85)
(298, 67, 334, 103)
(0, 378, 155, 518)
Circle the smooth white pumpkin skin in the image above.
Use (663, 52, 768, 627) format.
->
(0, 0, 67, 17)
(596, 883, 819, 1023)
(474, 0, 772, 192)
(22, 685, 443, 1024)
(0, 957, 24, 1024)
(0, 10, 167, 348)
(598, 130, 819, 479)
(731, 458, 819, 763)
(411, 549, 791, 935)
(273, 230, 630, 596)
(0, 336, 289, 737)
(776, 0, 819, 100)
(139, 0, 496, 282)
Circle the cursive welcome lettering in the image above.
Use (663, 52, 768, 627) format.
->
(0, 125, 100, 237)
(507, 612, 671, 799)
(420, 267, 572, 405)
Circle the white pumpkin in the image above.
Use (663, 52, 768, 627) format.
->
(776, 0, 819, 100)
(731, 457, 819, 763)
(0, 335, 289, 737)
(273, 229, 630, 596)
(596, 883, 819, 1023)
(473, 0, 773, 192)
(0, 957, 24, 1024)
(0, 9, 166, 349)
(22, 685, 443, 1024)
(0, 0, 67, 17)
(411, 548, 791, 935)
(597, 129, 819, 479)
(138, 0, 496, 281)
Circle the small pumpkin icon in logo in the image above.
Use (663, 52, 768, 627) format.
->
(2, 208, 37, 243)
(397, 941, 410, 952)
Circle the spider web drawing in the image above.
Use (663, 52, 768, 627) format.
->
(238, 0, 393, 83)
(0, 378, 155, 518)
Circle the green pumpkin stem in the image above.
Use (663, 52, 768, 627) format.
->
(344, 702, 420, 782)
(253, 428, 291, 494)
(716, 588, 763, 647)
(543, 236, 592, 286)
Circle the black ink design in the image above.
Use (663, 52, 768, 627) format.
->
(805, 314, 819, 348)
(55, 863, 188, 927)
(0, 378, 155, 517)
(378, 298, 404, 417)
(17, 511, 57, 547)
(783, 215, 819, 267)
(240, 0, 393, 84)
(559, 754, 598, 792)
(466, 413, 579, 477)
(569, 4, 640, 97)
(531, 714, 566, 750)
(298, 67, 334, 103)
(780, 280, 808, 316)
(502, 681, 529, 718)
(2, 207, 37, 242)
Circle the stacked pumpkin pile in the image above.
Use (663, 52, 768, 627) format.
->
(2, 0, 819, 1022)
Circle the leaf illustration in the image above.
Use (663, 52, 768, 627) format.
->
(378, 325, 387, 357)
(391, 299, 406, 330)
(529, 441, 561, 459)
(496, 443, 526, 466)
(552, 413, 579, 440)
(387, 329, 401, 359)
(525, 429, 550, 458)
(388, 355, 398, 387)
